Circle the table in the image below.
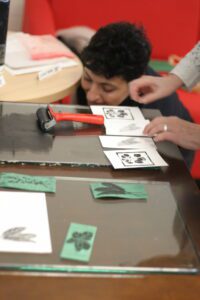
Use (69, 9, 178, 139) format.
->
(0, 54, 82, 104)
(1, 273, 200, 300)
(0, 102, 200, 299)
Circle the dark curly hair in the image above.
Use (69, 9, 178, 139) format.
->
(81, 22, 151, 82)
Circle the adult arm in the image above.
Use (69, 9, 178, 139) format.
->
(143, 116, 200, 150)
(129, 42, 200, 104)
(171, 42, 200, 90)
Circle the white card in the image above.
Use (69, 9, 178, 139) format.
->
(0, 191, 52, 253)
(105, 119, 149, 136)
(38, 64, 62, 80)
(90, 105, 146, 122)
(104, 149, 168, 169)
(99, 135, 156, 149)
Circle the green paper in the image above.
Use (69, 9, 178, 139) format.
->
(0, 172, 56, 193)
(60, 223, 97, 262)
(90, 182, 147, 199)
(149, 59, 172, 72)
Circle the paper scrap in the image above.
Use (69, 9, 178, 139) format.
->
(0, 172, 56, 193)
(60, 223, 97, 262)
(90, 182, 148, 199)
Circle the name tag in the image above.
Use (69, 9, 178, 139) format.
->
(38, 64, 62, 80)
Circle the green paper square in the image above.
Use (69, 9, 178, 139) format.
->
(149, 59, 172, 72)
(60, 223, 97, 262)
(90, 182, 147, 199)
(0, 172, 56, 193)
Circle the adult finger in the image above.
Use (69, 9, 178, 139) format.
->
(129, 77, 161, 104)
(136, 93, 161, 104)
(145, 123, 167, 137)
(130, 84, 159, 104)
(153, 131, 176, 143)
(153, 131, 178, 146)
(143, 117, 167, 135)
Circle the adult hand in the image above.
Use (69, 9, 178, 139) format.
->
(143, 116, 200, 150)
(129, 74, 183, 104)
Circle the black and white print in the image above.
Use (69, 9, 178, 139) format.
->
(99, 136, 156, 149)
(103, 107, 133, 120)
(117, 151, 154, 167)
(105, 119, 149, 136)
(90, 105, 146, 122)
(104, 149, 168, 169)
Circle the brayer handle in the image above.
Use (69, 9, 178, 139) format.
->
(53, 111, 104, 125)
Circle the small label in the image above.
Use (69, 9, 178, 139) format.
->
(38, 64, 62, 80)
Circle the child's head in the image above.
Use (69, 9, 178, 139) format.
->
(81, 22, 151, 105)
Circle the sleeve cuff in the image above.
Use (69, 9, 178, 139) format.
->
(170, 59, 200, 90)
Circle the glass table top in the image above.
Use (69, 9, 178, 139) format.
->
(0, 102, 199, 275)
(0, 176, 198, 275)
(0, 102, 108, 167)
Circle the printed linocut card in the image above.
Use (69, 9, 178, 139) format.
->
(99, 136, 156, 149)
(90, 105, 146, 122)
(60, 223, 97, 262)
(0, 172, 56, 193)
(0, 191, 52, 253)
(90, 182, 148, 200)
(105, 119, 149, 136)
(90, 105, 149, 136)
(104, 149, 168, 169)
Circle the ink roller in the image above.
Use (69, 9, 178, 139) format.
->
(36, 105, 104, 132)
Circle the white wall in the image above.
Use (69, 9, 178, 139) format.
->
(8, 0, 25, 31)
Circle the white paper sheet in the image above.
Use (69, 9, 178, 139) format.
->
(99, 135, 156, 149)
(104, 149, 168, 169)
(0, 191, 52, 253)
